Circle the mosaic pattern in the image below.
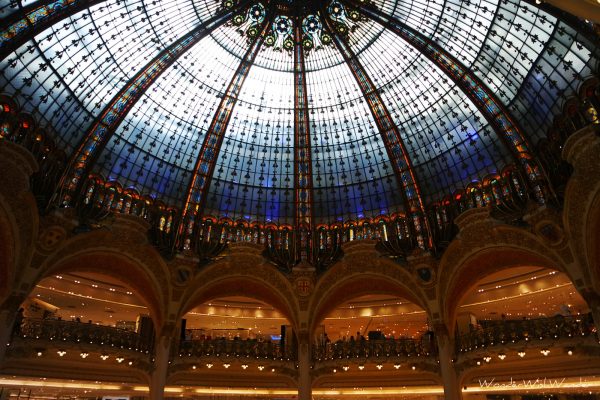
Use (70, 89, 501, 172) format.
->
(0, 0, 598, 225)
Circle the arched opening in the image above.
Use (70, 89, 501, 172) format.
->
(442, 246, 565, 328)
(454, 266, 599, 389)
(170, 295, 296, 388)
(4, 272, 157, 384)
(0, 204, 15, 304)
(310, 280, 440, 389)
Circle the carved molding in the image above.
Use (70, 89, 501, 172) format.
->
(308, 249, 431, 334)
(176, 255, 299, 329)
(562, 126, 600, 289)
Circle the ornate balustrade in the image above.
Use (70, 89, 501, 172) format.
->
(178, 338, 290, 361)
(13, 318, 153, 355)
(457, 314, 597, 354)
(313, 337, 436, 362)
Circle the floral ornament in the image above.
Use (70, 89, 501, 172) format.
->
(230, 2, 266, 39)
(227, 0, 367, 53)
(265, 15, 294, 51)
(327, 1, 362, 36)
(301, 14, 332, 51)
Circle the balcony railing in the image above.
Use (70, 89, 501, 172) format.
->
(457, 314, 597, 353)
(313, 337, 436, 362)
(178, 338, 289, 361)
(14, 318, 153, 354)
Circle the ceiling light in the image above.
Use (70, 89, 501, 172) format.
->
(483, 356, 492, 363)
(57, 350, 66, 357)
(100, 354, 109, 360)
(358, 364, 364, 370)
(411, 365, 416, 370)
(192, 365, 197, 370)
(541, 349, 550, 356)
(128, 361, 133, 365)
(342, 365, 349, 371)
(333, 368, 337, 373)
(116, 357, 125, 363)
(498, 353, 506, 360)
(567, 349, 573, 356)
(376, 364, 383, 370)
(80, 352, 89, 359)
(241, 364, 248, 369)
(258, 365, 264, 371)
(518, 351, 526, 358)
(206, 363, 213, 368)
(36, 351, 43, 357)
(223, 363, 230, 368)
(394, 363, 401, 369)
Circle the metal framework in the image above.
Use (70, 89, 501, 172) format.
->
(292, 15, 315, 263)
(56, 1, 250, 204)
(179, 6, 274, 249)
(343, 0, 542, 186)
(321, 11, 430, 249)
(0, 0, 109, 59)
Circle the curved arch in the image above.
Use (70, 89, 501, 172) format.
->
(308, 257, 431, 335)
(586, 189, 600, 289)
(37, 249, 165, 330)
(177, 260, 298, 330)
(0, 200, 15, 304)
(442, 245, 568, 331)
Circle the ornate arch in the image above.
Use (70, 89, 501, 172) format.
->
(308, 248, 431, 335)
(35, 230, 170, 330)
(0, 141, 39, 301)
(437, 208, 574, 330)
(177, 247, 299, 330)
(0, 200, 15, 304)
(562, 128, 600, 290)
(440, 246, 569, 332)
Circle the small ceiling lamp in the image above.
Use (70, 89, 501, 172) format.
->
(483, 356, 492, 363)
(358, 364, 365, 370)
(376, 364, 383, 370)
(57, 350, 66, 357)
(100, 354, 109, 360)
(567, 349, 573, 356)
(223, 363, 231, 369)
(206, 363, 213, 368)
(36, 351, 43, 357)
(517, 351, 526, 358)
(498, 353, 506, 360)
(80, 352, 89, 359)
(241, 364, 248, 369)
(541, 348, 550, 356)
(258, 365, 265, 371)
(394, 363, 401, 369)
(192, 365, 197, 370)
(411, 365, 416, 370)
(116, 356, 125, 363)
(342, 365, 349, 371)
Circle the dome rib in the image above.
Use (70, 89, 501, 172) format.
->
(0, 0, 107, 60)
(322, 5, 430, 249)
(347, 0, 545, 197)
(180, 3, 276, 249)
(292, 12, 315, 261)
(56, 0, 249, 205)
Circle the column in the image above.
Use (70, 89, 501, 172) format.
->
(149, 335, 172, 400)
(297, 330, 312, 400)
(0, 294, 25, 364)
(435, 324, 461, 400)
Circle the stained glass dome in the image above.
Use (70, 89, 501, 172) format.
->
(1, 0, 598, 228)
